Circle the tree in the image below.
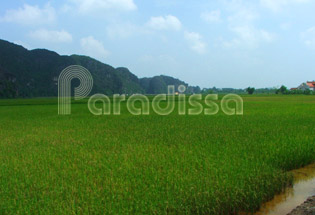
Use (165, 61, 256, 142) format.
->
(246, 87, 255, 95)
(0, 80, 17, 98)
(276, 85, 288, 94)
(304, 89, 311, 95)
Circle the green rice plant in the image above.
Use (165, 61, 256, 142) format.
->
(0, 95, 314, 214)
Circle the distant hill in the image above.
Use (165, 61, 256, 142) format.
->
(140, 75, 201, 94)
(0, 39, 199, 98)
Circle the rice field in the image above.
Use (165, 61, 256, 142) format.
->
(0, 95, 314, 214)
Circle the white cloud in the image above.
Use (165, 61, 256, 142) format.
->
(224, 26, 275, 48)
(260, 0, 310, 11)
(224, 2, 275, 48)
(227, 8, 258, 26)
(184, 31, 207, 54)
(0, 4, 55, 25)
(201, 10, 221, 23)
(146, 15, 182, 31)
(68, 0, 137, 13)
(80, 36, 110, 61)
(301, 27, 315, 48)
(29, 29, 73, 43)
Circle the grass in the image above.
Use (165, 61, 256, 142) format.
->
(0, 95, 314, 214)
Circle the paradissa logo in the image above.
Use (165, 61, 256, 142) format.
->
(58, 65, 243, 116)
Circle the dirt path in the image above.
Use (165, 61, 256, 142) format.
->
(287, 196, 315, 215)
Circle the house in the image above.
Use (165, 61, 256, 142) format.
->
(297, 81, 315, 91)
(306, 81, 315, 91)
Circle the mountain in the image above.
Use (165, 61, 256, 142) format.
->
(0, 39, 199, 98)
(140, 75, 188, 94)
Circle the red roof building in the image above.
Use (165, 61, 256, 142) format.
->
(296, 81, 315, 91)
(306, 81, 315, 89)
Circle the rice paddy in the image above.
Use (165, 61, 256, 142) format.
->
(0, 95, 314, 214)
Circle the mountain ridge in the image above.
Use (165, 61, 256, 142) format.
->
(0, 39, 200, 98)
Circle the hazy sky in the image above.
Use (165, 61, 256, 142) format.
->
(0, 0, 315, 88)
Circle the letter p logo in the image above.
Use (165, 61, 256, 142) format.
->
(58, 65, 93, 115)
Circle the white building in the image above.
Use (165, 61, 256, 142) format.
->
(306, 81, 315, 91)
(297, 81, 315, 91)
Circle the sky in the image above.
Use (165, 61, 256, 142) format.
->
(0, 0, 315, 89)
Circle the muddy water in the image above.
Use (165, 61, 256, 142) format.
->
(254, 163, 315, 215)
